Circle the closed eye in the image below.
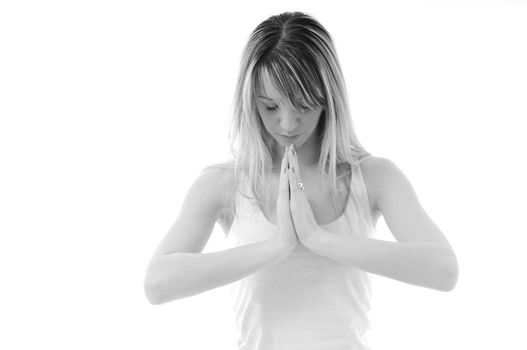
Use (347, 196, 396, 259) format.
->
(264, 105, 311, 112)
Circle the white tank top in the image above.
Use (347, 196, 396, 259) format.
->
(225, 157, 376, 350)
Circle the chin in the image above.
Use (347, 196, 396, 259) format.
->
(276, 139, 298, 148)
(275, 134, 302, 147)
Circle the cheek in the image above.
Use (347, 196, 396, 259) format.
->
(258, 111, 274, 130)
(307, 111, 323, 127)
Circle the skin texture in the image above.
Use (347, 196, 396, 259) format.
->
(144, 85, 459, 305)
(287, 144, 459, 291)
(256, 86, 459, 292)
(255, 86, 323, 173)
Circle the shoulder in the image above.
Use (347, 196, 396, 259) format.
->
(358, 155, 417, 211)
(201, 160, 235, 177)
(357, 155, 403, 211)
(358, 155, 397, 178)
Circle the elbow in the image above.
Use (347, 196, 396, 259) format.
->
(144, 269, 190, 305)
(144, 258, 173, 305)
(144, 277, 165, 305)
(144, 269, 177, 305)
(436, 254, 459, 292)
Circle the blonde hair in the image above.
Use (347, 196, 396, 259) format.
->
(225, 11, 372, 227)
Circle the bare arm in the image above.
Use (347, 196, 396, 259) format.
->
(143, 164, 291, 305)
(309, 234, 457, 291)
(307, 157, 459, 291)
(145, 238, 290, 304)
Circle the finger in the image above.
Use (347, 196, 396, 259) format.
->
(280, 146, 288, 175)
(287, 148, 300, 186)
(280, 147, 290, 195)
(288, 146, 301, 179)
(287, 160, 297, 196)
(286, 167, 292, 200)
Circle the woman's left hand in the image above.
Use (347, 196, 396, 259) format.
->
(286, 146, 325, 249)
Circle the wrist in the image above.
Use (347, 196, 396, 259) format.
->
(269, 236, 296, 256)
(304, 228, 329, 254)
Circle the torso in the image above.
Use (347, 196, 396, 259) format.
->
(218, 159, 381, 234)
(257, 169, 352, 226)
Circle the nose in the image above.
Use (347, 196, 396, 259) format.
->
(278, 108, 300, 133)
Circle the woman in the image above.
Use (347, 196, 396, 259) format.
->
(144, 11, 459, 349)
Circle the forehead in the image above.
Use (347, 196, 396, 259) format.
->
(255, 82, 304, 102)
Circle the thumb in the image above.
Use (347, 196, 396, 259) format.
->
(279, 147, 290, 196)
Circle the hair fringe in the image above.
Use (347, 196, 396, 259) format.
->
(225, 11, 373, 232)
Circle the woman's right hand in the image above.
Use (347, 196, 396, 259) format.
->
(273, 145, 300, 255)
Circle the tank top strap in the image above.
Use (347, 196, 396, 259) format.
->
(350, 154, 376, 235)
(230, 158, 376, 238)
(357, 154, 374, 164)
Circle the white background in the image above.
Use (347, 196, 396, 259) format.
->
(1, 0, 526, 349)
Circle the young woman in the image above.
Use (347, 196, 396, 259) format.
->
(144, 11, 459, 350)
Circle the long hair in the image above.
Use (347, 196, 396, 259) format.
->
(225, 11, 372, 227)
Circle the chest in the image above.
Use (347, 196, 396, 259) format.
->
(258, 173, 350, 226)
(219, 171, 379, 234)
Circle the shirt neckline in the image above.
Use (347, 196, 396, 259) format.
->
(254, 175, 354, 228)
